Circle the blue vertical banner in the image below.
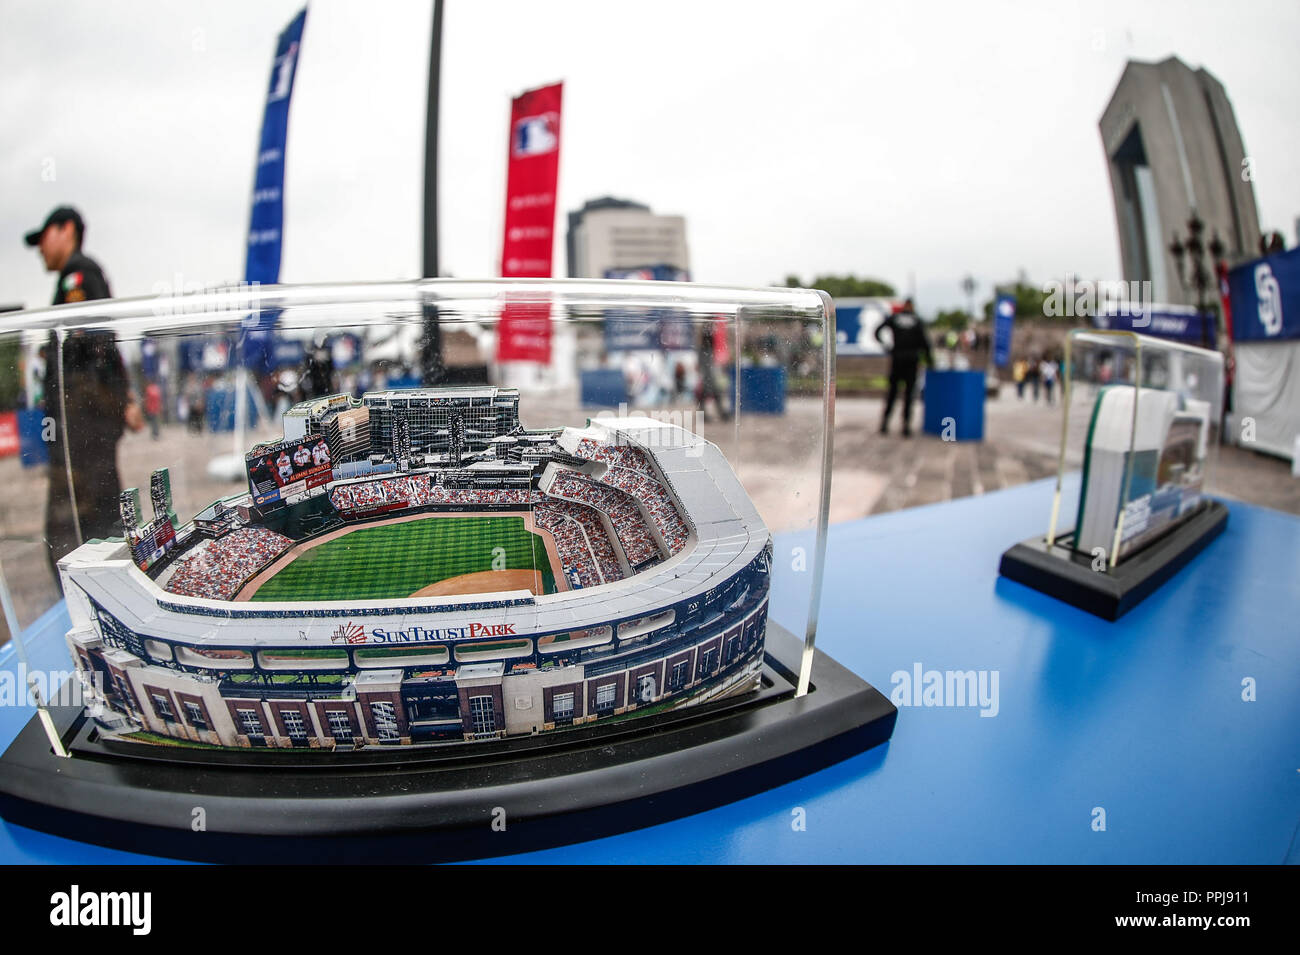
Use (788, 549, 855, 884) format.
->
(993, 293, 1015, 368)
(242, 8, 306, 370)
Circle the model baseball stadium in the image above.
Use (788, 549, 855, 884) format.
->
(60, 387, 773, 750)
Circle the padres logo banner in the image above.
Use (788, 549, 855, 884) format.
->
(1228, 246, 1300, 342)
(1227, 245, 1300, 460)
(500, 82, 563, 279)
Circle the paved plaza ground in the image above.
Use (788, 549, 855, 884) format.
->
(2, 384, 1295, 644)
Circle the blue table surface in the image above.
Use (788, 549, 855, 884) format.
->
(2, 477, 1297, 864)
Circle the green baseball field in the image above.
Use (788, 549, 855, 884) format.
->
(248, 515, 557, 602)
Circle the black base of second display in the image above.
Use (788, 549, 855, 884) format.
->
(0, 622, 896, 863)
(998, 499, 1229, 620)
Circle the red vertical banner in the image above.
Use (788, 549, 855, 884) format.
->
(712, 316, 731, 365)
(500, 82, 562, 279)
(496, 294, 552, 362)
(498, 82, 561, 364)
(0, 412, 18, 458)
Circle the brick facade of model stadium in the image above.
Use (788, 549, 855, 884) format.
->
(70, 545, 771, 749)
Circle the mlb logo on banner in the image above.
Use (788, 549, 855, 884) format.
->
(513, 112, 559, 158)
(501, 82, 563, 279)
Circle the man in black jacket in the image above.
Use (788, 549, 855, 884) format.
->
(874, 299, 933, 437)
(27, 206, 111, 305)
(24, 206, 141, 580)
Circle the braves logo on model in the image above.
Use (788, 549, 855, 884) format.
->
(329, 622, 366, 645)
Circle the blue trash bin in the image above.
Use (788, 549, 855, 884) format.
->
(580, 369, 628, 409)
(739, 366, 786, 415)
(18, 408, 49, 467)
(922, 369, 985, 441)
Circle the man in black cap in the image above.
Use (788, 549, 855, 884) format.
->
(25, 206, 111, 305)
(875, 298, 933, 437)
(24, 206, 141, 582)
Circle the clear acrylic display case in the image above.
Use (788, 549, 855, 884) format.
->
(1000, 328, 1228, 621)
(1048, 329, 1224, 567)
(0, 279, 836, 745)
(0, 279, 894, 861)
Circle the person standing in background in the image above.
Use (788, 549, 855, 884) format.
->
(697, 323, 731, 423)
(305, 344, 335, 399)
(24, 206, 143, 581)
(144, 380, 163, 439)
(1041, 355, 1058, 405)
(875, 299, 933, 437)
(27, 206, 109, 307)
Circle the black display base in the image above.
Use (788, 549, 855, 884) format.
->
(0, 622, 895, 863)
(998, 499, 1228, 621)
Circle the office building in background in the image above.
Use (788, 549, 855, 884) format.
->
(1099, 56, 1261, 306)
(566, 196, 690, 279)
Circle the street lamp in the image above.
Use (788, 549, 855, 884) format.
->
(1168, 211, 1225, 349)
(961, 274, 976, 322)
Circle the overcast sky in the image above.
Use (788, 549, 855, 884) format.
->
(2, 0, 1297, 314)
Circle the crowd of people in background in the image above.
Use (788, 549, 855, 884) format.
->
(1011, 354, 1063, 405)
